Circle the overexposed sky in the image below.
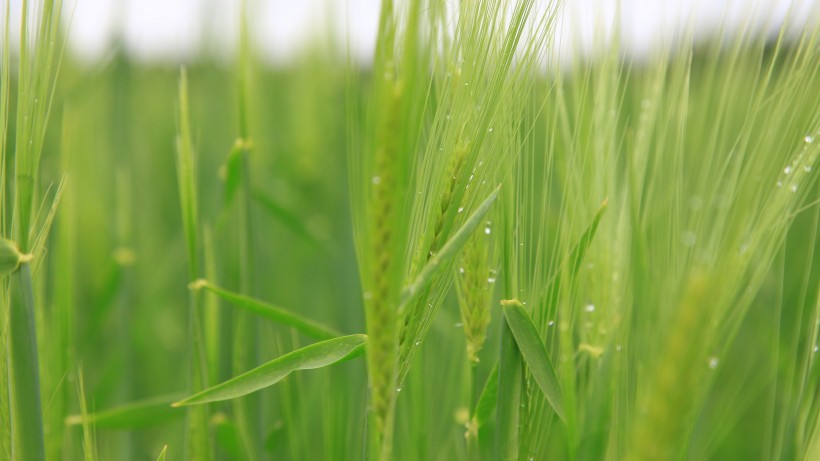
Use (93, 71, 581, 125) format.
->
(4, 0, 819, 65)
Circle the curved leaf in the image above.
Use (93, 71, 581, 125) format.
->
(173, 335, 367, 406)
(502, 301, 565, 422)
(190, 280, 341, 340)
(65, 394, 184, 429)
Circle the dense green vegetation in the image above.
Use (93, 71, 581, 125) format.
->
(2, 0, 820, 459)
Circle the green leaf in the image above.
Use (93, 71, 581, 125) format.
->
(401, 185, 501, 309)
(569, 198, 608, 276)
(8, 263, 45, 460)
(190, 280, 341, 340)
(252, 188, 328, 253)
(502, 301, 565, 422)
(544, 198, 609, 312)
(173, 335, 367, 406)
(65, 394, 185, 429)
(472, 363, 498, 430)
(222, 139, 244, 207)
(156, 445, 168, 461)
(496, 319, 523, 459)
(174, 68, 199, 282)
(211, 413, 250, 460)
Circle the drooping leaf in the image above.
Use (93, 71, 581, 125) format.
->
(253, 188, 329, 253)
(190, 280, 341, 340)
(173, 335, 367, 406)
(502, 301, 565, 422)
(401, 185, 501, 309)
(65, 394, 185, 429)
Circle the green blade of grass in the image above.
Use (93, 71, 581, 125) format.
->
(65, 394, 185, 429)
(568, 198, 609, 276)
(156, 445, 168, 461)
(401, 185, 501, 309)
(472, 363, 499, 431)
(211, 413, 251, 460)
(543, 198, 609, 310)
(496, 319, 523, 460)
(173, 334, 367, 407)
(8, 263, 45, 461)
(502, 300, 566, 423)
(221, 139, 244, 207)
(190, 280, 341, 340)
(252, 188, 328, 253)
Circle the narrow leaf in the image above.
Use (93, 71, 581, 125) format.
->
(190, 280, 341, 340)
(502, 301, 565, 422)
(221, 139, 244, 207)
(472, 363, 499, 430)
(401, 185, 501, 308)
(173, 335, 367, 406)
(156, 445, 168, 461)
(65, 394, 185, 429)
(569, 198, 608, 276)
(252, 188, 328, 253)
(544, 198, 608, 311)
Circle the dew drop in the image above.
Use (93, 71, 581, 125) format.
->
(372, 176, 382, 185)
(484, 227, 491, 235)
(806, 135, 815, 144)
(548, 320, 555, 326)
(458, 207, 464, 213)
(804, 165, 812, 173)
(777, 180, 783, 188)
(814, 345, 818, 353)
(790, 184, 798, 193)
(584, 303, 595, 313)
(488, 127, 494, 132)
(708, 357, 719, 369)
(396, 387, 402, 392)
(459, 267, 465, 274)
(784, 166, 793, 175)
(487, 277, 496, 284)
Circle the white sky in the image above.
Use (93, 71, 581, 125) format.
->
(3, 0, 819, 65)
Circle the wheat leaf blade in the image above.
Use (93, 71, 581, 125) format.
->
(173, 334, 367, 406)
(65, 394, 185, 429)
(191, 280, 341, 340)
(401, 185, 501, 308)
(503, 301, 566, 422)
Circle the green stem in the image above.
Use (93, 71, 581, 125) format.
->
(8, 263, 45, 461)
(466, 362, 479, 460)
